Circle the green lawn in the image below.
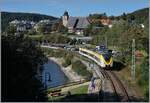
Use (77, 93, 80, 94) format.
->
(48, 95, 66, 102)
(48, 85, 88, 101)
(70, 85, 88, 95)
(28, 34, 43, 38)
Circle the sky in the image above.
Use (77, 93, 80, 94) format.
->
(1, 0, 149, 17)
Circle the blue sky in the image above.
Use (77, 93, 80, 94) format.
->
(1, 0, 149, 17)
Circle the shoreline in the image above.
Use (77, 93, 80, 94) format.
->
(48, 57, 84, 82)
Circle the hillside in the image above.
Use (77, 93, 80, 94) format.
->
(129, 8, 149, 22)
(1, 11, 59, 32)
(118, 8, 149, 24)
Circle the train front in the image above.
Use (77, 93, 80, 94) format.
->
(97, 45, 113, 68)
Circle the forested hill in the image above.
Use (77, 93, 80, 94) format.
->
(129, 8, 149, 23)
(117, 8, 149, 24)
(129, 8, 149, 19)
(1, 11, 59, 32)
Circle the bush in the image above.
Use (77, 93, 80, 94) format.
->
(41, 48, 67, 58)
(42, 34, 71, 44)
(62, 54, 73, 67)
(2, 34, 48, 101)
(67, 33, 76, 35)
(27, 30, 37, 35)
(72, 60, 92, 80)
(138, 57, 149, 101)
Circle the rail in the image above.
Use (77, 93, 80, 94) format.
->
(41, 45, 130, 101)
(78, 48, 130, 102)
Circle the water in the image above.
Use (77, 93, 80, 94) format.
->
(41, 60, 69, 88)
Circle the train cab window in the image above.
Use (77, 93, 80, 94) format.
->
(102, 53, 111, 62)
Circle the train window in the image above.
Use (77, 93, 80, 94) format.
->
(102, 53, 111, 62)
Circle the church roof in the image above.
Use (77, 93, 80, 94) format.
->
(67, 17, 90, 28)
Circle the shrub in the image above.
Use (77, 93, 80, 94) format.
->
(138, 57, 149, 101)
(41, 48, 67, 58)
(72, 60, 92, 80)
(62, 54, 73, 67)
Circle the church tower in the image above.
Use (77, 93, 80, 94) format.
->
(62, 11, 69, 27)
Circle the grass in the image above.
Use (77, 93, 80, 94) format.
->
(28, 34, 43, 38)
(115, 56, 147, 99)
(48, 95, 66, 101)
(47, 85, 88, 101)
(70, 85, 88, 95)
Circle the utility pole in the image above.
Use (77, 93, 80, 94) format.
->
(131, 39, 135, 81)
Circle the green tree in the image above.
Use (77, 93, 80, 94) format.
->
(2, 34, 48, 101)
(28, 29, 37, 35)
(84, 25, 93, 36)
(62, 54, 73, 67)
(6, 26, 17, 34)
(37, 25, 46, 33)
(72, 60, 92, 80)
(51, 23, 59, 31)
(57, 21, 68, 33)
(138, 57, 149, 101)
(43, 34, 71, 44)
(121, 12, 127, 20)
(109, 15, 115, 20)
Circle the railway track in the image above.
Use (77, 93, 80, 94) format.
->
(42, 45, 130, 101)
(75, 48, 130, 101)
(100, 69, 130, 102)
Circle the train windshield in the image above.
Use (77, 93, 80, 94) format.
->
(102, 53, 111, 62)
(96, 45, 112, 62)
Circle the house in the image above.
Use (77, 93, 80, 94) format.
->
(34, 19, 59, 32)
(88, 17, 113, 28)
(62, 11, 90, 35)
(16, 24, 26, 32)
(100, 18, 112, 26)
(9, 20, 36, 32)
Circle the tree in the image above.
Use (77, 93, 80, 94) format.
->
(28, 29, 37, 35)
(139, 57, 149, 101)
(2, 34, 48, 101)
(57, 21, 68, 33)
(37, 25, 46, 33)
(6, 26, 17, 34)
(121, 12, 127, 20)
(72, 60, 92, 80)
(51, 23, 59, 31)
(42, 34, 71, 44)
(129, 15, 135, 21)
(69, 38, 77, 45)
(89, 13, 107, 19)
(84, 25, 93, 36)
(62, 54, 73, 67)
(109, 15, 115, 20)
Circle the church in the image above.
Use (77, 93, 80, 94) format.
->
(62, 11, 90, 35)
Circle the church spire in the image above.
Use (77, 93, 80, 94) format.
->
(63, 10, 69, 17)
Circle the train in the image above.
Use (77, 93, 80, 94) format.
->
(79, 46, 113, 68)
